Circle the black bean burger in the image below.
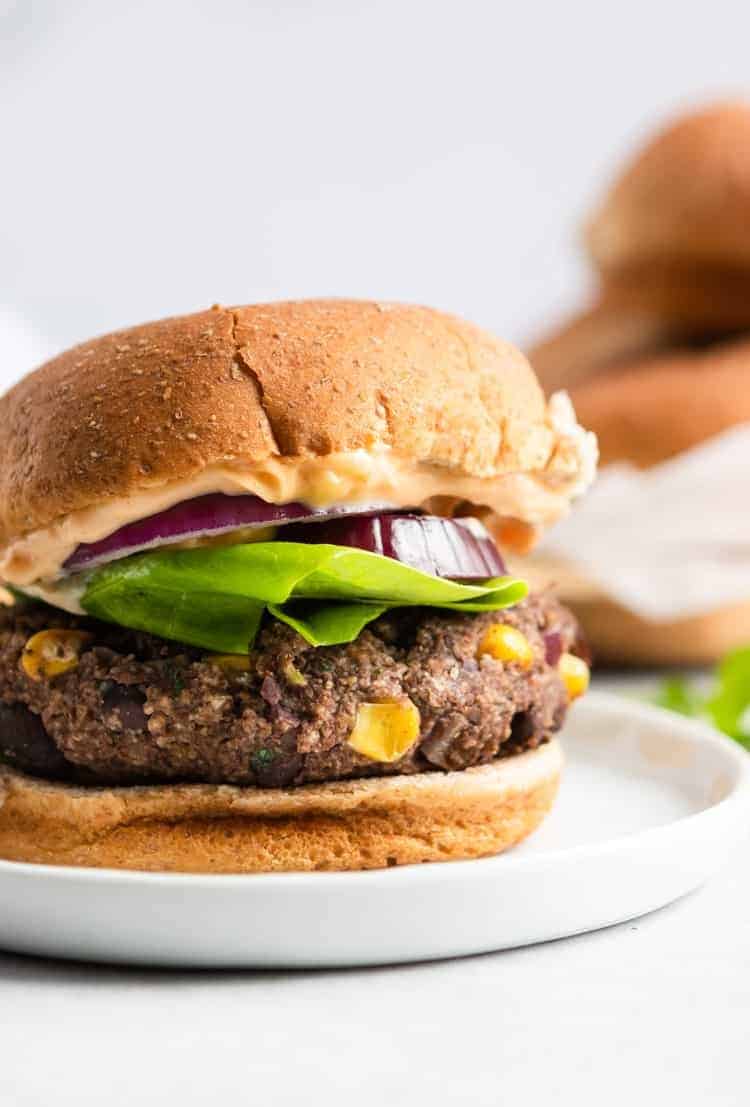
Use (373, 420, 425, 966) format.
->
(0, 300, 596, 872)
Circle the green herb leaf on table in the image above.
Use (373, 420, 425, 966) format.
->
(81, 542, 528, 653)
(704, 647, 750, 748)
(654, 648, 750, 749)
(653, 677, 705, 719)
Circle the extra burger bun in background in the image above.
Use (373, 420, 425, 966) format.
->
(586, 102, 750, 310)
(527, 103, 750, 667)
(532, 101, 750, 393)
(0, 300, 595, 873)
(521, 555, 750, 669)
(528, 294, 681, 395)
(572, 333, 750, 469)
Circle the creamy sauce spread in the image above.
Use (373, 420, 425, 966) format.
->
(1, 392, 597, 614)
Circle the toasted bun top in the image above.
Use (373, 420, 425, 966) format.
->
(571, 333, 750, 467)
(0, 300, 587, 548)
(587, 101, 750, 273)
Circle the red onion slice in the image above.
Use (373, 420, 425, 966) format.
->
(543, 631, 563, 666)
(281, 514, 507, 580)
(63, 493, 394, 573)
(64, 495, 506, 585)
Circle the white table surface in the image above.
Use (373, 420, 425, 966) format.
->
(1, 674, 747, 1107)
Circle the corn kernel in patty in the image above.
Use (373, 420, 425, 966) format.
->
(559, 652, 589, 701)
(347, 699, 421, 762)
(210, 653, 251, 672)
(21, 629, 93, 681)
(477, 623, 534, 667)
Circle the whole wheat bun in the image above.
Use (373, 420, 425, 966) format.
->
(0, 742, 561, 873)
(587, 101, 750, 276)
(531, 102, 750, 390)
(539, 335, 750, 664)
(527, 104, 750, 666)
(530, 295, 680, 395)
(570, 333, 750, 468)
(572, 595, 750, 667)
(0, 300, 558, 547)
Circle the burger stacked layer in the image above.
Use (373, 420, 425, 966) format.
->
(0, 300, 596, 871)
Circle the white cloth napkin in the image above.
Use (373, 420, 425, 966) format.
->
(540, 425, 750, 620)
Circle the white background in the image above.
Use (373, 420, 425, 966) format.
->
(1, 5, 750, 1104)
(2, 0, 750, 383)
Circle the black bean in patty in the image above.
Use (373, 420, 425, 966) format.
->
(0, 701, 75, 781)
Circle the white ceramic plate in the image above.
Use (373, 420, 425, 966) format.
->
(0, 691, 748, 967)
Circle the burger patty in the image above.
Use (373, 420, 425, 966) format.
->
(0, 594, 584, 788)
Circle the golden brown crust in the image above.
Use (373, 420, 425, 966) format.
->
(0, 742, 561, 873)
(570, 333, 750, 467)
(0, 300, 551, 546)
(587, 101, 750, 274)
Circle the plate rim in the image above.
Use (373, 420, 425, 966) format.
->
(0, 690, 748, 889)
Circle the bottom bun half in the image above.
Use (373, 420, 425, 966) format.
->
(0, 741, 562, 874)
